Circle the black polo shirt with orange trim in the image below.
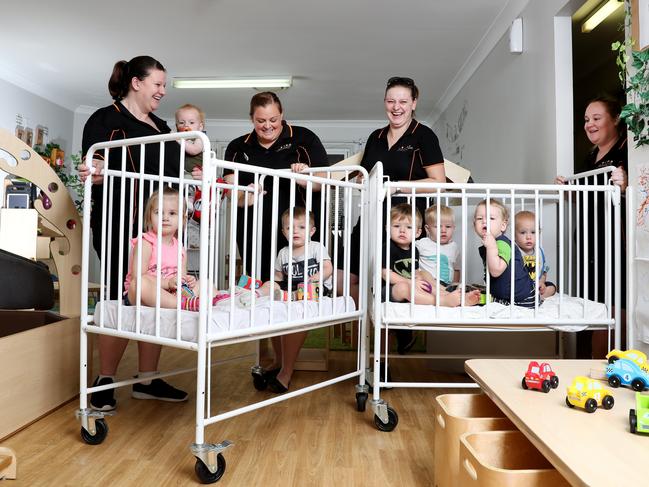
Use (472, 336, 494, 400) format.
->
(223, 121, 328, 280)
(82, 101, 180, 297)
(224, 121, 328, 183)
(360, 119, 444, 182)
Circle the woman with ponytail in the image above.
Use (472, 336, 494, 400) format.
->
(79, 56, 186, 411)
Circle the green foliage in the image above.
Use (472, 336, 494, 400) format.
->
(612, 10, 649, 147)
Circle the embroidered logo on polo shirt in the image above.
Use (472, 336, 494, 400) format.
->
(396, 145, 414, 152)
(276, 143, 292, 152)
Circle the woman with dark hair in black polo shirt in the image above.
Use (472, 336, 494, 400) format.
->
(223, 91, 329, 393)
(79, 55, 187, 411)
(349, 76, 446, 353)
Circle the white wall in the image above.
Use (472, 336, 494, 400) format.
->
(0, 78, 74, 155)
(432, 1, 566, 185)
(72, 107, 379, 158)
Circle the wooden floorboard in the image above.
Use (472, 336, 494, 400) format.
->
(4, 340, 473, 486)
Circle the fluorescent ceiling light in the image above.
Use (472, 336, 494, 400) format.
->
(581, 0, 623, 33)
(172, 77, 292, 89)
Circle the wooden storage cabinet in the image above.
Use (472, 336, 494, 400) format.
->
(0, 311, 79, 440)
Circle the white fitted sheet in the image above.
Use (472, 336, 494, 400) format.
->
(379, 294, 609, 332)
(93, 296, 356, 343)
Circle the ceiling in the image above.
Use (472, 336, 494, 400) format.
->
(0, 0, 516, 121)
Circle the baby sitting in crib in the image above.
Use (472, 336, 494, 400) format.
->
(123, 188, 222, 311)
(514, 211, 556, 300)
(416, 204, 460, 285)
(474, 199, 537, 307)
(256, 206, 333, 300)
(383, 203, 480, 307)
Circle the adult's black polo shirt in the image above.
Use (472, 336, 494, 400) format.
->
(223, 121, 328, 280)
(224, 121, 328, 182)
(82, 101, 180, 297)
(360, 119, 444, 182)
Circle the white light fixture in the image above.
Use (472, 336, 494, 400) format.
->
(509, 17, 523, 54)
(581, 0, 623, 33)
(172, 77, 293, 89)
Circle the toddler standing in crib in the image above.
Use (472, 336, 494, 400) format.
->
(474, 199, 536, 307)
(124, 188, 219, 312)
(416, 204, 460, 285)
(514, 211, 556, 300)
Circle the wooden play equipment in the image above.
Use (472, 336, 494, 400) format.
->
(0, 130, 83, 470)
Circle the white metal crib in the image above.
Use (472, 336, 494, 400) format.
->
(365, 163, 623, 431)
(76, 132, 370, 483)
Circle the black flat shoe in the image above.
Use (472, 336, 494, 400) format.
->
(267, 376, 289, 393)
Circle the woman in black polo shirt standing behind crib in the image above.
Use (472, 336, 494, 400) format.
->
(223, 91, 329, 393)
(79, 56, 188, 411)
(349, 77, 446, 351)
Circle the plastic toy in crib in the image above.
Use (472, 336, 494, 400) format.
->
(606, 349, 649, 373)
(606, 358, 649, 392)
(181, 283, 195, 298)
(295, 281, 320, 301)
(521, 361, 559, 393)
(565, 376, 614, 413)
(237, 275, 263, 290)
(629, 392, 649, 434)
(191, 177, 227, 222)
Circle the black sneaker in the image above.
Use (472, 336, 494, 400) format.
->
(90, 376, 116, 411)
(132, 378, 188, 402)
(396, 329, 417, 355)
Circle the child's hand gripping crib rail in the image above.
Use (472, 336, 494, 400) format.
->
(364, 162, 623, 432)
(77, 131, 371, 483)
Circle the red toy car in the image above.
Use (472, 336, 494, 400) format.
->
(521, 361, 559, 393)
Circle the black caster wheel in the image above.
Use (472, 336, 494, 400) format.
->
(374, 406, 399, 432)
(252, 371, 267, 391)
(194, 453, 226, 484)
(356, 392, 368, 412)
(80, 418, 108, 445)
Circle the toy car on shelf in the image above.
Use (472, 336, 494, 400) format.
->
(566, 376, 614, 413)
(629, 392, 649, 434)
(606, 349, 649, 373)
(521, 361, 559, 393)
(606, 358, 649, 392)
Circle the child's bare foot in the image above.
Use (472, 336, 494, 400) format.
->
(465, 290, 481, 306)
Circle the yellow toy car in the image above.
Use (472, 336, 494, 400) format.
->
(566, 376, 615, 413)
(606, 349, 649, 373)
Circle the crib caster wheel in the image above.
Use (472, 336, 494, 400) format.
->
(374, 407, 399, 432)
(194, 453, 226, 484)
(251, 371, 267, 391)
(356, 392, 368, 412)
(80, 419, 108, 445)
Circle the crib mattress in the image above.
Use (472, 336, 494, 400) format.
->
(92, 296, 356, 343)
(379, 294, 609, 332)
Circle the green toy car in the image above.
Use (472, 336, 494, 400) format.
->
(629, 392, 649, 434)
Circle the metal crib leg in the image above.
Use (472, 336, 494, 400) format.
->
(191, 440, 233, 484)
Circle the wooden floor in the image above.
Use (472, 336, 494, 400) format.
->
(3, 341, 473, 486)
